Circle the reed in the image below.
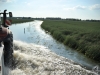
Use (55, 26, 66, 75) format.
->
(41, 20, 100, 61)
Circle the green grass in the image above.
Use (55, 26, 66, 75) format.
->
(12, 18, 33, 24)
(1, 18, 33, 24)
(41, 20, 100, 61)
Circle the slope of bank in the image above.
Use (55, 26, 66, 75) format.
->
(41, 20, 100, 62)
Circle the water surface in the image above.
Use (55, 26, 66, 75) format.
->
(9, 20, 100, 70)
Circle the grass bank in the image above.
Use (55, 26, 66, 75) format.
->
(41, 20, 100, 62)
(1, 17, 33, 24)
(12, 18, 33, 24)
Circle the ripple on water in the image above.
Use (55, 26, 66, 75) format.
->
(10, 40, 97, 75)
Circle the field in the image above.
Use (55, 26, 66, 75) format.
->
(12, 18, 33, 24)
(41, 20, 100, 61)
(1, 17, 33, 24)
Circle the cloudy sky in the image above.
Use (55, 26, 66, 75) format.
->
(0, 0, 100, 20)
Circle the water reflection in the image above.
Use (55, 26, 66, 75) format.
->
(24, 28, 25, 34)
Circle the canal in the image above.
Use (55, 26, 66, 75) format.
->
(9, 20, 100, 71)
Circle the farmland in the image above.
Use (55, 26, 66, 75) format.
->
(1, 17, 33, 24)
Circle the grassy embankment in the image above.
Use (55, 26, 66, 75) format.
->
(41, 20, 100, 61)
(1, 17, 33, 24)
(12, 18, 33, 24)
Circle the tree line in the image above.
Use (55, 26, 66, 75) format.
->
(33, 17, 100, 22)
(1, 17, 100, 22)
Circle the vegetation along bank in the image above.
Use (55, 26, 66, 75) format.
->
(11, 17, 33, 24)
(1, 17, 34, 24)
(41, 20, 100, 62)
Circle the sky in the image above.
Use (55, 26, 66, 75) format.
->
(0, 0, 100, 20)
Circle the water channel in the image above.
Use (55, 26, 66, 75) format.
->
(9, 20, 100, 71)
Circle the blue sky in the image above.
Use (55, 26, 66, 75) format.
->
(0, 0, 100, 20)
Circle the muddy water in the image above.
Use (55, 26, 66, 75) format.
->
(9, 20, 100, 75)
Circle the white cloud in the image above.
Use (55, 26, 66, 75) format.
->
(90, 4, 100, 10)
(27, 2, 31, 6)
(63, 5, 86, 11)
